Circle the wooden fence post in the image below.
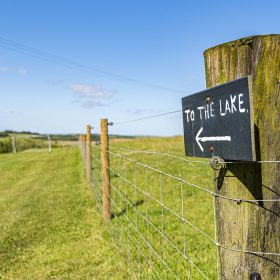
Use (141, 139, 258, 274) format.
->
(101, 118, 111, 220)
(86, 125, 92, 183)
(204, 35, 280, 279)
(79, 135, 81, 152)
(81, 134, 86, 164)
(47, 135, 52, 153)
(11, 136, 16, 154)
(80, 135, 83, 159)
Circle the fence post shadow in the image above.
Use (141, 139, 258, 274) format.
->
(111, 199, 144, 219)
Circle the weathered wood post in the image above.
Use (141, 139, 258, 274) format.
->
(78, 135, 81, 152)
(101, 118, 111, 220)
(86, 125, 92, 183)
(80, 134, 83, 159)
(47, 135, 52, 153)
(11, 136, 16, 153)
(204, 35, 280, 279)
(81, 134, 86, 164)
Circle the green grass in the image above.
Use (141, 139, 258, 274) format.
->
(0, 147, 133, 279)
(92, 136, 217, 279)
(0, 137, 52, 153)
(0, 137, 217, 279)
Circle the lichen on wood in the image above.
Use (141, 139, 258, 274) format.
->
(204, 34, 280, 279)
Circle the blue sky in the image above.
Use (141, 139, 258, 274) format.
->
(0, 0, 279, 136)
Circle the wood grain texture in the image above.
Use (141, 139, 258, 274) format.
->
(101, 119, 111, 221)
(204, 35, 280, 279)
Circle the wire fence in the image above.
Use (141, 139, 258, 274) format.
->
(79, 129, 280, 279)
(0, 135, 52, 154)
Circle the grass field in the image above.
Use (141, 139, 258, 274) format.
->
(0, 137, 51, 153)
(0, 137, 217, 279)
(91, 136, 217, 279)
(0, 148, 132, 279)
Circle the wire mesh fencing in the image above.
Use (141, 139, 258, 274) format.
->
(90, 139, 218, 279)
(0, 135, 52, 154)
(79, 134, 280, 279)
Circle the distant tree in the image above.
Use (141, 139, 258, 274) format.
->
(0, 131, 9, 137)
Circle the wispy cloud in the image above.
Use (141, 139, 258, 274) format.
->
(70, 83, 114, 109)
(70, 83, 113, 99)
(0, 66, 28, 76)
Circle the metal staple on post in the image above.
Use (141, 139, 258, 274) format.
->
(101, 118, 111, 221)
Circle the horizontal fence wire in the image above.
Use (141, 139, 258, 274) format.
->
(92, 145, 207, 278)
(87, 141, 280, 279)
(109, 146, 210, 165)
(109, 145, 280, 164)
(94, 145, 280, 204)
(112, 110, 182, 125)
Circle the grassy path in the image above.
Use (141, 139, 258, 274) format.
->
(0, 148, 132, 279)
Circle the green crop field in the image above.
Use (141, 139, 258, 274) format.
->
(0, 148, 132, 279)
(0, 137, 217, 279)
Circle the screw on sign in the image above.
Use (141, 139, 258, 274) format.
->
(181, 76, 256, 161)
(250, 272, 261, 280)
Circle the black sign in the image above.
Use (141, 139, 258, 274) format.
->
(182, 76, 255, 161)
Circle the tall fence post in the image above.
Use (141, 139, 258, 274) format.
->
(47, 135, 52, 153)
(78, 135, 81, 151)
(11, 136, 16, 154)
(101, 118, 111, 221)
(84, 134, 87, 168)
(204, 35, 280, 279)
(86, 125, 92, 183)
(81, 134, 85, 164)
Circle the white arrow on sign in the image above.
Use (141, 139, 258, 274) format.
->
(195, 127, 231, 152)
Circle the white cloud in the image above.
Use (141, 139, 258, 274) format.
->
(70, 83, 114, 109)
(70, 83, 113, 99)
